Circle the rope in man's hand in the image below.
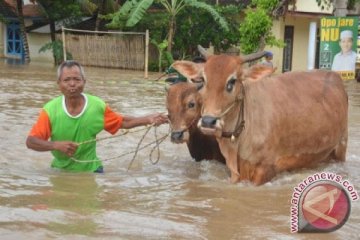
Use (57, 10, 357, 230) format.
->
(70, 124, 170, 170)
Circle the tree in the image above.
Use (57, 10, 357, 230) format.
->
(239, 0, 284, 54)
(16, 0, 30, 63)
(75, 0, 119, 31)
(107, 0, 229, 52)
(34, 0, 82, 65)
(173, 4, 244, 57)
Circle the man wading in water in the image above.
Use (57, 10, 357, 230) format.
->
(26, 60, 168, 173)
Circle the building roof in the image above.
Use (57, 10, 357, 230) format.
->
(1, 0, 43, 19)
(66, 16, 111, 32)
(29, 17, 93, 34)
(23, 3, 42, 18)
(0, 0, 17, 19)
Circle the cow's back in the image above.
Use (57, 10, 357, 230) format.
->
(241, 70, 348, 167)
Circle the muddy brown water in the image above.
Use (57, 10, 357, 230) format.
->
(0, 62, 359, 239)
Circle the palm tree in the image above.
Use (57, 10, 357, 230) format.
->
(110, 0, 229, 52)
(16, 0, 30, 63)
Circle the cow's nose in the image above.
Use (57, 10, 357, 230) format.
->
(171, 131, 184, 142)
(201, 116, 217, 128)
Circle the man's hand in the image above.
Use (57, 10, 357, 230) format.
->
(53, 141, 79, 157)
(148, 113, 169, 126)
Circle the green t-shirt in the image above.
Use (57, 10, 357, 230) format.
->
(44, 94, 105, 172)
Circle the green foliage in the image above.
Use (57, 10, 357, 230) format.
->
(106, 0, 154, 29)
(251, 0, 279, 12)
(39, 40, 73, 64)
(76, 0, 98, 15)
(36, 0, 83, 21)
(151, 39, 170, 71)
(126, 0, 154, 27)
(185, 0, 229, 32)
(239, 0, 285, 54)
(107, 0, 229, 38)
(173, 4, 242, 57)
(239, 9, 272, 53)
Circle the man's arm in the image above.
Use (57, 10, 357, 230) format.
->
(26, 136, 78, 157)
(121, 113, 168, 129)
(26, 110, 78, 157)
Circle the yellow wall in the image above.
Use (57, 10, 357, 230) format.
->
(263, 20, 284, 73)
(269, 16, 323, 72)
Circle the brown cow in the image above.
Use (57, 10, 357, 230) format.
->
(171, 54, 348, 185)
(166, 82, 225, 163)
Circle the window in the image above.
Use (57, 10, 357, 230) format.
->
(6, 22, 23, 58)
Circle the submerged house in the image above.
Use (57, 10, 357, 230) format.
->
(0, 0, 53, 62)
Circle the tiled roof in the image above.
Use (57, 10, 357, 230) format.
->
(0, 0, 17, 19)
(1, 0, 43, 19)
(23, 3, 42, 18)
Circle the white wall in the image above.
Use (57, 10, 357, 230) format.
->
(28, 33, 55, 63)
(290, 0, 334, 14)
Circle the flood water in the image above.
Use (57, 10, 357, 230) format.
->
(0, 61, 359, 239)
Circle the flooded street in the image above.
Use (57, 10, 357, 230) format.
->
(0, 61, 359, 239)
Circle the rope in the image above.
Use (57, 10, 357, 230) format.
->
(127, 126, 170, 170)
(70, 125, 170, 169)
(76, 125, 152, 146)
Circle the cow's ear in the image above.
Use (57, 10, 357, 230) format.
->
(245, 64, 275, 81)
(171, 61, 203, 82)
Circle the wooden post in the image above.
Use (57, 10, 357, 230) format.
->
(61, 26, 67, 61)
(144, 29, 149, 79)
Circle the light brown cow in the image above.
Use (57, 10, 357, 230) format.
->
(166, 82, 225, 163)
(171, 54, 348, 185)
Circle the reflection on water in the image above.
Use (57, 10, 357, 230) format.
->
(0, 62, 359, 239)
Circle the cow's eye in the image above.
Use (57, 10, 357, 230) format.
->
(188, 101, 195, 108)
(226, 78, 236, 92)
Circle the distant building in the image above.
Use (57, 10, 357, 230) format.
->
(264, 0, 360, 72)
(0, 0, 53, 62)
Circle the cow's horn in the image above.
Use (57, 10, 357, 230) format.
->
(197, 45, 211, 59)
(242, 51, 267, 63)
(164, 84, 171, 92)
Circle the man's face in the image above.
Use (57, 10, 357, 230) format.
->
(57, 66, 86, 98)
(339, 37, 353, 54)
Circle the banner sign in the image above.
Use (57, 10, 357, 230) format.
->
(319, 17, 358, 80)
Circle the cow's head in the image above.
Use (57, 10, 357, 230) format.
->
(166, 82, 203, 143)
(171, 48, 272, 139)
